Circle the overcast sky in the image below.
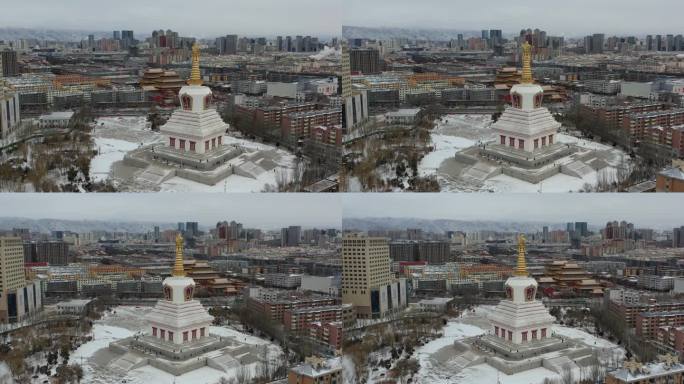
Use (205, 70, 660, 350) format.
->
(343, 194, 684, 229)
(343, 0, 682, 37)
(1, 0, 341, 38)
(0, 194, 341, 229)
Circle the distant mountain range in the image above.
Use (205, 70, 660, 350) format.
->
(342, 217, 578, 234)
(342, 25, 483, 42)
(0, 217, 179, 234)
(0, 28, 111, 43)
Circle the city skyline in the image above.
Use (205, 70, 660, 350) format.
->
(343, 194, 683, 229)
(0, 0, 341, 38)
(0, 194, 341, 229)
(342, 0, 683, 36)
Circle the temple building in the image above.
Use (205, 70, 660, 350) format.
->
(120, 44, 295, 189)
(107, 235, 271, 377)
(485, 42, 566, 162)
(144, 234, 214, 345)
(487, 235, 556, 345)
(159, 45, 227, 156)
(446, 40, 622, 189)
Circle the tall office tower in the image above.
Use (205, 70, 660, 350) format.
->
(674, 226, 684, 248)
(656, 35, 663, 51)
(349, 48, 380, 74)
(1, 50, 18, 77)
(178, 222, 186, 233)
(0, 237, 24, 294)
(341, 43, 369, 132)
(276, 36, 283, 52)
(489, 29, 503, 46)
(286, 226, 301, 247)
(646, 35, 654, 51)
(154, 226, 160, 242)
(121, 30, 134, 48)
(482, 30, 490, 41)
(225, 35, 238, 55)
(667, 34, 675, 51)
(285, 36, 293, 52)
(295, 35, 303, 52)
(185, 222, 199, 237)
(542, 226, 549, 243)
(575, 222, 589, 237)
(342, 234, 407, 319)
(113, 31, 121, 40)
(88, 34, 95, 49)
(566, 223, 574, 233)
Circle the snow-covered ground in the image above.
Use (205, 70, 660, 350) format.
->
(418, 114, 491, 179)
(91, 116, 160, 182)
(90, 115, 297, 192)
(68, 305, 282, 384)
(410, 306, 624, 384)
(419, 114, 628, 192)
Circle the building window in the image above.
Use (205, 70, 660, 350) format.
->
(518, 139, 524, 150)
(168, 331, 173, 341)
(181, 94, 192, 110)
(192, 329, 197, 340)
(548, 134, 554, 144)
(204, 94, 212, 109)
(217, 136, 222, 145)
(500, 135, 506, 145)
(212, 138, 216, 149)
(522, 331, 528, 342)
(534, 139, 539, 149)
(200, 327, 205, 337)
(183, 331, 188, 342)
(205, 140, 209, 151)
(541, 328, 547, 338)
(532, 330, 537, 340)
(169, 137, 176, 147)
(509, 137, 515, 147)
(189, 141, 196, 152)
(512, 93, 521, 108)
(179, 139, 186, 150)
(508, 330, 512, 341)
(494, 326, 499, 336)
(541, 137, 546, 146)
(160, 329, 165, 339)
(152, 327, 157, 337)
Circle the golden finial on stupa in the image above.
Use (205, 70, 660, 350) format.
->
(172, 233, 186, 277)
(514, 234, 528, 277)
(187, 43, 203, 86)
(520, 41, 533, 84)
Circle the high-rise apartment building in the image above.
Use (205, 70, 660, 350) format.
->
(674, 226, 684, 248)
(0, 237, 25, 293)
(342, 234, 407, 319)
(1, 50, 18, 77)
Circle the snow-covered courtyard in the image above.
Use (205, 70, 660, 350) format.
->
(68, 305, 284, 384)
(418, 114, 629, 193)
(406, 306, 625, 384)
(90, 116, 297, 192)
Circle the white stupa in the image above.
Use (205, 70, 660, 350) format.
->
(487, 234, 556, 345)
(144, 234, 214, 345)
(491, 42, 561, 153)
(159, 44, 228, 155)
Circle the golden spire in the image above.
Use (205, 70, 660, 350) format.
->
(520, 41, 533, 84)
(187, 43, 203, 86)
(514, 234, 528, 277)
(172, 233, 186, 277)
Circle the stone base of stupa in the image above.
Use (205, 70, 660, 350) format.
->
(476, 334, 567, 360)
(108, 333, 261, 376)
(462, 335, 595, 376)
(478, 142, 575, 168)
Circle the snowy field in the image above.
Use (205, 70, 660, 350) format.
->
(419, 114, 628, 192)
(409, 306, 624, 384)
(90, 116, 297, 192)
(91, 116, 160, 182)
(418, 114, 491, 180)
(68, 305, 282, 384)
